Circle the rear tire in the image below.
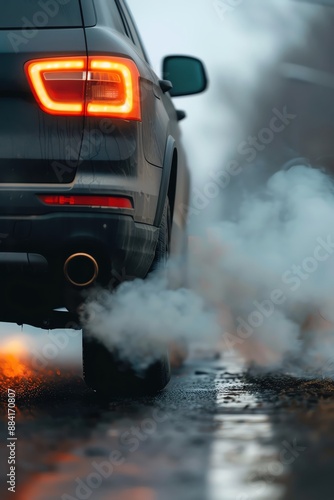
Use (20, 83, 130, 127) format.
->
(82, 335, 170, 396)
(82, 198, 172, 397)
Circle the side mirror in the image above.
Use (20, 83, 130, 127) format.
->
(162, 55, 208, 97)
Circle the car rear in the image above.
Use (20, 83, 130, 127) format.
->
(0, 0, 162, 327)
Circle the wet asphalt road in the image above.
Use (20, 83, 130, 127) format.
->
(1, 346, 334, 500)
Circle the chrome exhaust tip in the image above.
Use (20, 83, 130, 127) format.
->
(64, 253, 99, 287)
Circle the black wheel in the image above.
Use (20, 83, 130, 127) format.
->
(82, 334, 171, 396)
(82, 199, 172, 397)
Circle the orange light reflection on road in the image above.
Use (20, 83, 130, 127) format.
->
(0, 337, 33, 380)
(0, 335, 76, 398)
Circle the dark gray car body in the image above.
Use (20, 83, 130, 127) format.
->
(0, 0, 191, 328)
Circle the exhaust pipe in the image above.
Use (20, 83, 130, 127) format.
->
(64, 253, 99, 287)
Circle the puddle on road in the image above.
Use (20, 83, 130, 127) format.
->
(208, 357, 285, 500)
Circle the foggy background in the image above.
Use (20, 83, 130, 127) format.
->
(2, 0, 334, 379)
(2, 4, 334, 500)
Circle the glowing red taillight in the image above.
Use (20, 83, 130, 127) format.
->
(38, 195, 133, 209)
(25, 58, 85, 115)
(25, 56, 141, 120)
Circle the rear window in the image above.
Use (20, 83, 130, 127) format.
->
(0, 0, 83, 29)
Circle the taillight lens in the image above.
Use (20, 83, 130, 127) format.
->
(38, 194, 133, 209)
(87, 57, 141, 119)
(25, 56, 141, 120)
(25, 58, 86, 115)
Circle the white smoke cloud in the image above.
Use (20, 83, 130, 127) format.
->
(195, 165, 334, 369)
(81, 275, 221, 372)
(82, 1, 334, 376)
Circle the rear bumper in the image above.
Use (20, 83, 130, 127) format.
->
(0, 212, 159, 325)
(0, 211, 159, 280)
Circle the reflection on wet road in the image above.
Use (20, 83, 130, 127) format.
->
(0, 328, 334, 500)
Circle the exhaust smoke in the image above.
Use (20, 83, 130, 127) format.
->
(81, 276, 221, 373)
(194, 165, 334, 372)
(82, 0, 334, 377)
